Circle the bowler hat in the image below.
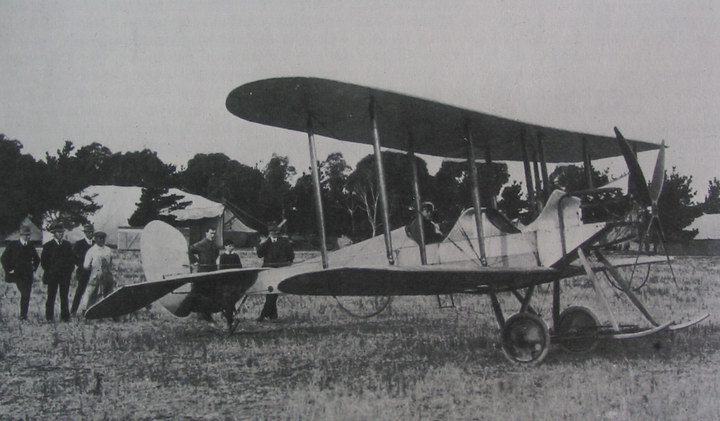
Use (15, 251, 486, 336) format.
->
(50, 223, 65, 232)
(82, 224, 95, 233)
(267, 221, 280, 232)
(19, 225, 31, 235)
(93, 231, 107, 239)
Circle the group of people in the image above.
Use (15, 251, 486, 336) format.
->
(1, 223, 114, 321)
(187, 221, 294, 322)
(2, 208, 436, 323)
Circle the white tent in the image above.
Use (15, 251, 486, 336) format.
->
(687, 214, 720, 240)
(44, 185, 226, 247)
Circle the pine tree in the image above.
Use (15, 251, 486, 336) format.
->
(127, 187, 190, 227)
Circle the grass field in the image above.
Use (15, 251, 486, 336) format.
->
(1, 249, 719, 420)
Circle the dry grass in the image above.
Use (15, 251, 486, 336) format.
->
(0, 249, 719, 420)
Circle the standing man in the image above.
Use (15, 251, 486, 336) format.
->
(1, 225, 40, 320)
(41, 223, 76, 322)
(189, 227, 219, 273)
(256, 221, 294, 321)
(183, 227, 220, 321)
(71, 224, 94, 315)
(78, 231, 115, 314)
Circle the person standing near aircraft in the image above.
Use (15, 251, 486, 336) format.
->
(406, 201, 443, 244)
(78, 231, 115, 314)
(71, 224, 94, 315)
(1, 225, 40, 320)
(256, 221, 294, 321)
(218, 240, 242, 269)
(41, 223, 76, 322)
(185, 227, 220, 321)
(189, 228, 219, 273)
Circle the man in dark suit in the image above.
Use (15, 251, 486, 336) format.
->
(71, 224, 94, 315)
(179, 227, 220, 321)
(41, 223, 76, 321)
(1, 225, 40, 320)
(256, 221, 294, 321)
(189, 227, 219, 273)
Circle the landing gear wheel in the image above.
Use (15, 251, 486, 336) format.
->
(501, 312, 550, 364)
(556, 306, 600, 354)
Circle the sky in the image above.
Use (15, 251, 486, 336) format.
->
(1, 0, 719, 197)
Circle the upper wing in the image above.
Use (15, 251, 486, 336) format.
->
(84, 268, 265, 319)
(227, 77, 662, 163)
(277, 265, 562, 296)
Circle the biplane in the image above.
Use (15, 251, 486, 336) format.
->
(86, 77, 708, 364)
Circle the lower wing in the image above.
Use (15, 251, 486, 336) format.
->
(84, 268, 266, 319)
(277, 265, 562, 296)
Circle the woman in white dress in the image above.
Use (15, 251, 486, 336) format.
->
(79, 231, 115, 315)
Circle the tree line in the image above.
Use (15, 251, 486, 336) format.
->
(1, 133, 713, 242)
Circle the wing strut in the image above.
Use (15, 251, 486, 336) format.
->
(520, 130, 536, 218)
(407, 133, 427, 265)
(307, 116, 329, 268)
(465, 120, 487, 266)
(370, 96, 395, 265)
(577, 248, 620, 332)
(537, 132, 551, 200)
(532, 148, 544, 211)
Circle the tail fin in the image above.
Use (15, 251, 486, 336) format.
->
(141, 221, 192, 316)
(141, 221, 190, 281)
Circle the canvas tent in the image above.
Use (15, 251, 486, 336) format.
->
(2, 216, 43, 245)
(687, 214, 720, 240)
(43, 185, 255, 249)
(679, 214, 720, 255)
(662, 213, 720, 256)
(223, 208, 260, 247)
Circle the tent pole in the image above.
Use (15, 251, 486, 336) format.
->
(307, 116, 329, 268)
(370, 96, 395, 265)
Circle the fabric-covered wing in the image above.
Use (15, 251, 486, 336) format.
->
(227, 77, 662, 163)
(84, 268, 265, 319)
(277, 265, 562, 296)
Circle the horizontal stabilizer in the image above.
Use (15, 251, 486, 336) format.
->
(84, 278, 190, 319)
(85, 268, 265, 319)
(278, 265, 560, 296)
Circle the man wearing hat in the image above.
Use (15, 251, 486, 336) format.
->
(71, 224, 95, 315)
(1, 225, 40, 319)
(40, 222, 76, 321)
(78, 231, 115, 313)
(406, 201, 443, 245)
(256, 221, 294, 321)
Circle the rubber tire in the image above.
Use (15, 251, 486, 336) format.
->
(501, 312, 551, 364)
(556, 306, 600, 354)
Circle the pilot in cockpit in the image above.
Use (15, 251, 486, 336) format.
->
(406, 201, 444, 245)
